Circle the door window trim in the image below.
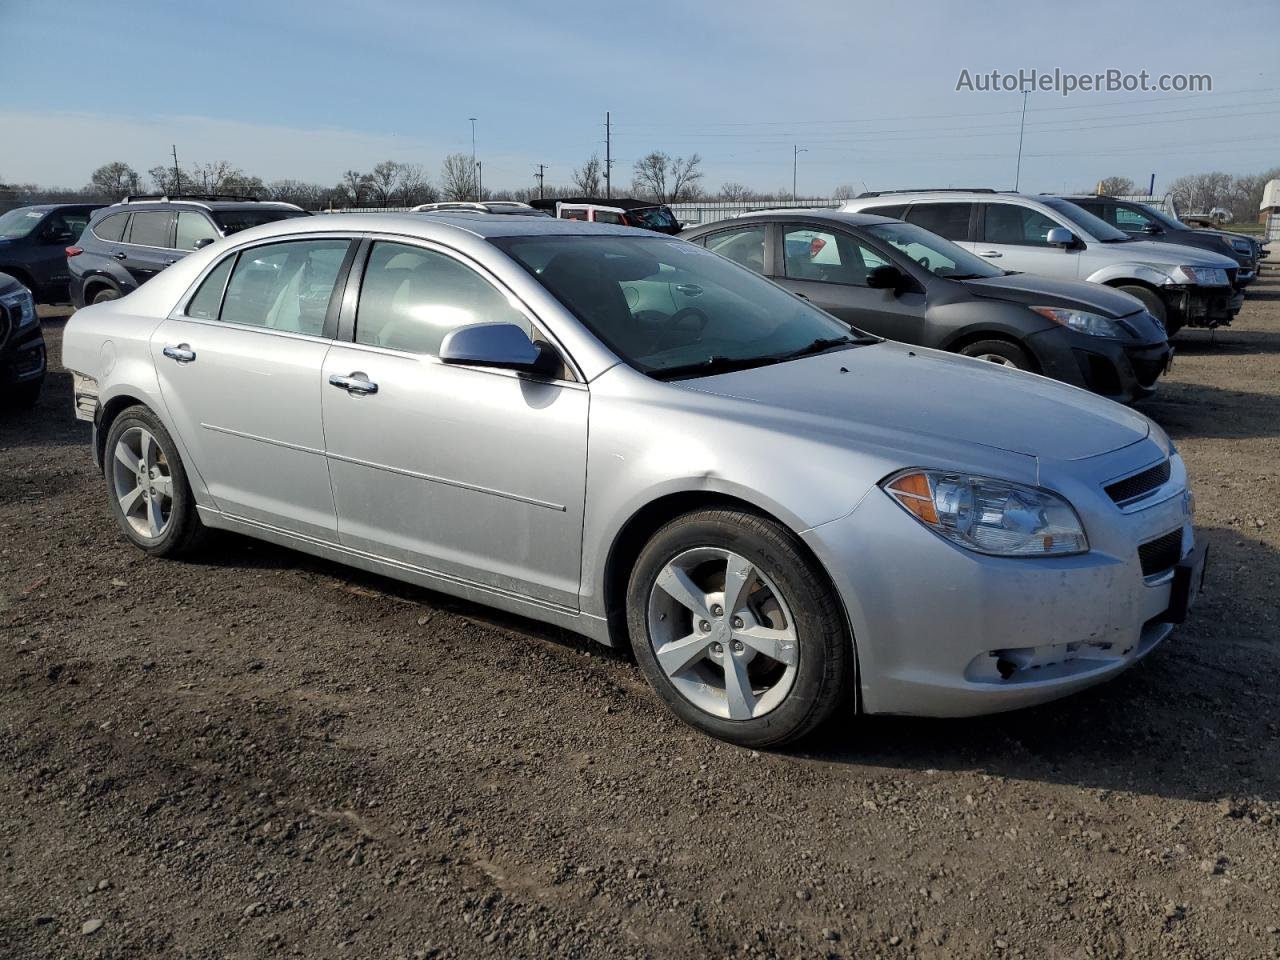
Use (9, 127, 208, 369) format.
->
(779, 221, 894, 286)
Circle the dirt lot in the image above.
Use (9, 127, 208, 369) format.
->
(2, 273, 1279, 960)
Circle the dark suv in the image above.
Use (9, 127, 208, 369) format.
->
(0, 204, 104, 304)
(0, 270, 46, 407)
(68, 195, 309, 306)
(1062, 196, 1260, 287)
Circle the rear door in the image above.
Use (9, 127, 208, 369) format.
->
(150, 235, 354, 541)
(975, 201, 1081, 279)
(120, 210, 178, 285)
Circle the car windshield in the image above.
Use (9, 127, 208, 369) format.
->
(495, 235, 869, 379)
(626, 206, 679, 231)
(1042, 198, 1131, 242)
(0, 208, 46, 240)
(213, 209, 309, 235)
(864, 221, 1003, 279)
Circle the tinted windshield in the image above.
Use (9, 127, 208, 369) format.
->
(864, 221, 1003, 279)
(0, 208, 46, 240)
(495, 235, 861, 377)
(1042, 198, 1130, 242)
(212, 209, 309, 235)
(626, 206, 679, 231)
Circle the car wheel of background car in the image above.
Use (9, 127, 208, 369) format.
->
(1115, 285, 1171, 333)
(626, 508, 852, 748)
(958, 339, 1033, 370)
(104, 405, 205, 558)
(91, 286, 122, 305)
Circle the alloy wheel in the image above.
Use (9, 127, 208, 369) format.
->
(110, 426, 174, 539)
(647, 547, 799, 720)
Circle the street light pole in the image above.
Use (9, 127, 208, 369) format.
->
(1014, 92, 1028, 191)
(476, 161, 483, 201)
(468, 117, 477, 200)
(793, 145, 808, 203)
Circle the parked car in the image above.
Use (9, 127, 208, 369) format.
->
(841, 190, 1242, 336)
(527, 197, 682, 234)
(0, 271, 46, 407)
(1061, 196, 1260, 287)
(681, 211, 1170, 403)
(63, 213, 1206, 747)
(412, 201, 550, 216)
(0, 204, 104, 304)
(68, 195, 308, 307)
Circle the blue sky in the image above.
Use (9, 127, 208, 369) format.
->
(1, 0, 1277, 195)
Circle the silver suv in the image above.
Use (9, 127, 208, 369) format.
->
(841, 190, 1242, 336)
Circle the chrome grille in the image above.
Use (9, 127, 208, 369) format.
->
(1105, 460, 1171, 505)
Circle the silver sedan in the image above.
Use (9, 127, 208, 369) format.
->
(62, 213, 1207, 746)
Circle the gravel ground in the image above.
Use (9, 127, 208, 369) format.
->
(2, 272, 1278, 960)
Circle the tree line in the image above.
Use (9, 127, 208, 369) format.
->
(1095, 171, 1280, 222)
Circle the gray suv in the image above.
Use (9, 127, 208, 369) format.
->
(842, 190, 1242, 336)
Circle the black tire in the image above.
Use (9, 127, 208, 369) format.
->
(103, 405, 206, 558)
(91, 285, 122, 305)
(1116, 284, 1174, 334)
(10, 379, 42, 409)
(626, 508, 853, 748)
(957, 339, 1033, 370)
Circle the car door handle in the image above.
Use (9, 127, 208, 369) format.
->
(163, 258, 177, 265)
(162, 344, 196, 363)
(675, 283, 703, 296)
(329, 372, 378, 396)
(794, 292, 810, 301)
(977, 250, 1003, 258)
(113, 251, 127, 260)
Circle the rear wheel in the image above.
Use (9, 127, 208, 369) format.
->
(104, 405, 205, 557)
(958, 339, 1033, 370)
(91, 285, 122, 305)
(627, 508, 852, 748)
(1116, 285, 1172, 334)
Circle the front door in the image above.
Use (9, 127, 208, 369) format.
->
(975, 202, 1082, 279)
(150, 236, 353, 541)
(320, 239, 589, 609)
(121, 210, 178, 286)
(775, 223, 926, 342)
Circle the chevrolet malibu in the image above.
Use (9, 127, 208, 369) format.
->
(62, 214, 1207, 747)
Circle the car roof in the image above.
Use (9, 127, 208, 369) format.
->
(851, 191, 1037, 203)
(231, 210, 652, 241)
(7, 203, 104, 213)
(527, 197, 668, 211)
(690, 210, 900, 229)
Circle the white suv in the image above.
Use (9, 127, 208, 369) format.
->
(841, 190, 1242, 335)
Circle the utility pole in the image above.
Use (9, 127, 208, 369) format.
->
(604, 111, 612, 199)
(468, 117, 477, 200)
(792, 145, 808, 203)
(535, 164, 546, 199)
(1014, 91, 1028, 191)
(475, 161, 483, 201)
(171, 144, 182, 196)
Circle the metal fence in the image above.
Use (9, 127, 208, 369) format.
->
(1113, 193, 1179, 216)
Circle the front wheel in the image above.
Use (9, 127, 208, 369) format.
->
(627, 509, 853, 748)
(1115, 285, 1173, 334)
(958, 339, 1033, 370)
(103, 405, 205, 557)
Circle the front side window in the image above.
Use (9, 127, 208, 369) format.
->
(127, 211, 174, 248)
(176, 211, 219, 250)
(1113, 205, 1155, 231)
(704, 225, 767, 274)
(212, 209, 309, 236)
(982, 204, 1060, 246)
(495, 234, 859, 379)
(219, 239, 350, 334)
(783, 226, 888, 285)
(355, 241, 529, 356)
(1040, 198, 1129, 242)
(904, 203, 973, 241)
(865, 221, 1003, 279)
(93, 213, 129, 242)
(43, 209, 93, 241)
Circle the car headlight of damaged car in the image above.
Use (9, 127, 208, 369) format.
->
(1169, 265, 1229, 287)
(883, 470, 1088, 557)
(0, 287, 36, 328)
(1030, 305, 1124, 339)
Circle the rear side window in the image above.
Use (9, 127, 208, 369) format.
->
(783, 225, 889, 285)
(127, 211, 174, 248)
(982, 204, 1060, 246)
(93, 213, 129, 242)
(219, 239, 350, 334)
(176, 211, 219, 251)
(355, 241, 528, 356)
(904, 203, 973, 241)
(704, 225, 768, 275)
(186, 256, 235, 320)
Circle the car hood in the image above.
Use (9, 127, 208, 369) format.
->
(962, 273, 1142, 318)
(686, 341, 1151, 462)
(1115, 238, 1238, 269)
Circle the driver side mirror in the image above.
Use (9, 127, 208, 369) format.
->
(440, 322, 555, 375)
(1141, 223, 1163, 236)
(1046, 227, 1076, 248)
(192, 237, 215, 250)
(866, 264, 907, 292)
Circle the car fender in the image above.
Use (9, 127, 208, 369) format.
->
(1084, 262, 1174, 288)
(926, 300, 1056, 354)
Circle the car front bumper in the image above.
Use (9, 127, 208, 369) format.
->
(803, 446, 1198, 717)
(1026, 328, 1171, 403)
(1163, 284, 1242, 330)
(2, 322, 47, 389)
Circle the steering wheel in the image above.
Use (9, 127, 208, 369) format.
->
(916, 255, 931, 271)
(661, 306, 710, 338)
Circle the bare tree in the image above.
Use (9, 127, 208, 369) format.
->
(1169, 171, 1233, 214)
(632, 151, 703, 204)
(335, 169, 373, 207)
(1096, 176, 1135, 196)
(189, 160, 242, 194)
(368, 160, 402, 206)
(267, 179, 326, 209)
(88, 162, 141, 199)
(572, 154, 602, 195)
(148, 163, 191, 195)
(831, 184, 860, 201)
(393, 163, 435, 206)
(440, 153, 477, 201)
(717, 182, 757, 202)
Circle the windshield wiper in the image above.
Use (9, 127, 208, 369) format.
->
(649, 355, 787, 381)
(780, 334, 876, 358)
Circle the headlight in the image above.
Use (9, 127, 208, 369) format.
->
(0, 287, 36, 328)
(883, 469, 1088, 557)
(1029, 305, 1124, 339)
(1169, 265, 1229, 286)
